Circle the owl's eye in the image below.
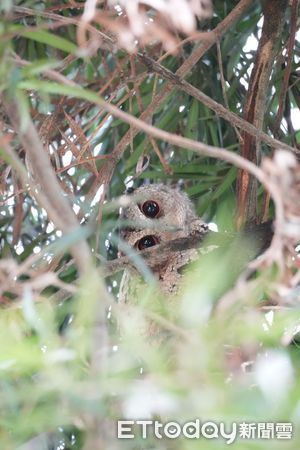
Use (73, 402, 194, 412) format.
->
(141, 200, 160, 218)
(137, 235, 159, 250)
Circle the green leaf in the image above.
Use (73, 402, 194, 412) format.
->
(212, 166, 237, 200)
(18, 79, 100, 104)
(185, 98, 199, 141)
(21, 30, 77, 54)
(21, 59, 62, 77)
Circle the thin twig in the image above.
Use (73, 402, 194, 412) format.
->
(102, 231, 211, 276)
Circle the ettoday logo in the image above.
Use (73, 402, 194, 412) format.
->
(117, 419, 293, 443)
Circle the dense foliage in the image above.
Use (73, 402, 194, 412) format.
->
(0, 1, 299, 449)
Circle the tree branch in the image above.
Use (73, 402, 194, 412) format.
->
(136, 52, 296, 154)
(236, 0, 289, 225)
(103, 232, 210, 276)
(2, 97, 93, 276)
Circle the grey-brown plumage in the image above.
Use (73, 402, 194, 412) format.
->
(118, 184, 209, 305)
(117, 184, 274, 342)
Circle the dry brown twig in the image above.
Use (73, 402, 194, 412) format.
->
(0, 257, 77, 301)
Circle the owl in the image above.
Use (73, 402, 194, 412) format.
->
(118, 184, 209, 306)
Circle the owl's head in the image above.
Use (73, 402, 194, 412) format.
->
(119, 184, 197, 253)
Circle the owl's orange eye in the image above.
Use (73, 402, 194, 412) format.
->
(141, 200, 160, 218)
(137, 235, 159, 250)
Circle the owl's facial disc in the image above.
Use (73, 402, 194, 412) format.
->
(119, 184, 194, 255)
